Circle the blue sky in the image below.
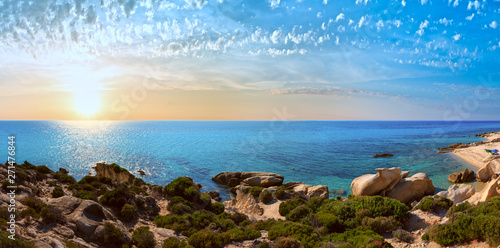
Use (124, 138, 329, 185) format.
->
(0, 0, 499, 120)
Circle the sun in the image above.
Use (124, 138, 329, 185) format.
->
(74, 90, 100, 116)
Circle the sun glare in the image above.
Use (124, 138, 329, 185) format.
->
(74, 89, 100, 116)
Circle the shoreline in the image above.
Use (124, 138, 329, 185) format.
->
(452, 131, 500, 169)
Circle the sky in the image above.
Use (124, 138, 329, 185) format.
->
(0, 0, 499, 120)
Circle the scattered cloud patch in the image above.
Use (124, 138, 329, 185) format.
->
(490, 21, 498, 29)
(452, 33, 461, 41)
(416, 20, 429, 36)
(335, 13, 345, 22)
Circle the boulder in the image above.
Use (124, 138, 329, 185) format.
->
(242, 176, 284, 187)
(469, 176, 500, 204)
(386, 173, 435, 204)
(448, 168, 475, 183)
(483, 154, 499, 163)
(48, 196, 82, 215)
(351, 167, 402, 196)
(92, 162, 135, 183)
(282, 182, 303, 189)
(207, 191, 222, 202)
(477, 162, 496, 182)
(436, 184, 475, 204)
(292, 184, 329, 199)
(212, 171, 284, 187)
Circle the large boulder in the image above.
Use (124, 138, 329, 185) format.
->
(385, 173, 435, 204)
(468, 176, 500, 204)
(448, 168, 475, 183)
(291, 183, 329, 199)
(351, 167, 402, 196)
(477, 162, 496, 182)
(92, 162, 135, 183)
(242, 176, 284, 187)
(436, 184, 475, 204)
(212, 171, 284, 187)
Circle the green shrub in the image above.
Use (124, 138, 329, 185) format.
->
(324, 228, 387, 248)
(133, 178, 146, 187)
(162, 237, 190, 248)
(103, 223, 124, 248)
(198, 193, 211, 208)
(249, 186, 265, 197)
(415, 196, 453, 212)
(259, 190, 273, 204)
(100, 186, 134, 210)
(248, 218, 279, 231)
(135, 198, 146, 209)
(423, 197, 500, 247)
(268, 222, 320, 248)
(231, 212, 249, 225)
(306, 197, 325, 213)
(210, 202, 225, 215)
(274, 237, 303, 248)
(316, 212, 344, 233)
(121, 204, 138, 222)
(74, 190, 94, 200)
(392, 229, 413, 243)
(286, 205, 311, 222)
(167, 196, 196, 215)
(132, 226, 156, 248)
(54, 172, 76, 184)
(257, 242, 270, 248)
(279, 198, 306, 216)
(361, 216, 400, 234)
(164, 177, 200, 201)
(187, 230, 223, 248)
(226, 227, 261, 242)
(109, 163, 129, 174)
(2, 180, 15, 191)
(35, 165, 53, 174)
(0, 231, 34, 248)
(41, 206, 62, 224)
(51, 187, 64, 198)
(274, 189, 286, 200)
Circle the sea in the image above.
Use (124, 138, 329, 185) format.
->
(1, 121, 499, 200)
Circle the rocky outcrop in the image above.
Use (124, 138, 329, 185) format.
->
(386, 173, 435, 204)
(49, 196, 132, 246)
(92, 162, 135, 183)
(448, 168, 475, 183)
(351, 167, 403, 196)
(477, 162, 497, 182)
(372, 153, 394, 158)
(290, 183, 329, 199)
(436, 184, 475, 204)
(468, 176, 500, 204)
(351, 168, 435, 204)
(212, 172, 284, 187)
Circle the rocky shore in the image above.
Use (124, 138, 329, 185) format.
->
(2, 132, 500, 248)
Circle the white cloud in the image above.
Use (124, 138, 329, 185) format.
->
(421, 0, 429, 5)
(184, 0, 207, 9)
(376, 20, 384, 30)
(453, 0, 459, 7)
(452, 34, 461, 41)
(355, 0, 370, 5)
(323, 0, 328, 4)
(268, 0, 281, 9)
(335, 13, 345, 22)
(348, 19, 355, 26)
(466, 14, 474, 20)
(490, 21, 498, 29)
(439, 18, 453, 26)
(402, 0, 406, 6)
(416, 20, 429, 36)
(358, 16, 366, 28)
(337, 25, 345, 32)
(270, 29, 282, 44)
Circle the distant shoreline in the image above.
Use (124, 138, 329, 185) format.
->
(452, 131, 500, 169)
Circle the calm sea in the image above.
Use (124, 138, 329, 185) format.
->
(1, 121, 499, 199)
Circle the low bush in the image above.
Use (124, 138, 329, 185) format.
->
(109, 163, 129, 174)
(274, 237, 303, 248)
(121, 204, 138, 222)
(259, 190, 273, 204)
(393, 229, 413, 243)
(35, 165, 53, 174)
(257, 242, 270, 248)
(361, 216, 400, 234)
(324, 228, 388, 248)
(167, 196, 196, 215)
(65, 241, 87, 248)
(242, 186, 264, 197)
(132, 226, 156, 248)
(274, 189, 286, 200)
(100, 186, 134, 210)
(162, 237, 190, 248)
(226, 227, 261, 242)
(231, 212, 249, 225)
(2, 180, 15, 191)
(268, 221, 320, 248)
(54, 172, 76, 184)
(51, 187, 64, 198)
(103, 223, 124, 248)
(415, 195, 453, 212)
(187, 230, 223, 248)
(41, 205, 63, 224)
(210, 202, 225, 215)
(279, 198, 306, 216)
(286, 205, 311, 222)
(423, 197, 500, 247)
(0, 231, 34, 247)
(164, 177, 200, 201)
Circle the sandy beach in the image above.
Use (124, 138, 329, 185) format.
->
(453, 131, 500, 170)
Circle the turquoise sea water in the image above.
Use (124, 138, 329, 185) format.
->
(0, 121, 499, 199)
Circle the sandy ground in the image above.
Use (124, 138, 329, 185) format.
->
(453, 132, 500, 169)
